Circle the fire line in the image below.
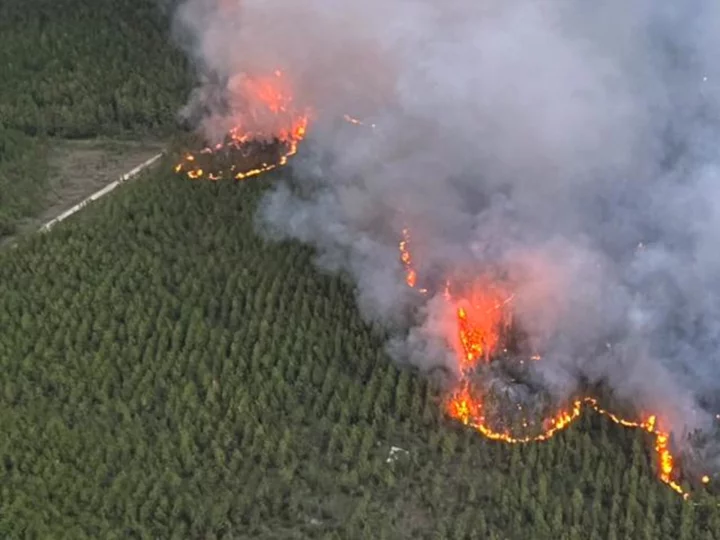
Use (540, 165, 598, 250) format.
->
(174, 70, 309, 181)
(399, 226, 706, 499)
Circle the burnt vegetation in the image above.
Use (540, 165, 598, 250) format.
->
(0, 1, 719, 539)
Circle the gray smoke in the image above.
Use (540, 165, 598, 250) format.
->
(173, 0, 720, 467)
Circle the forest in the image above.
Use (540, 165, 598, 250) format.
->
(0, 0, 190, 139)
(0, 128, 49, 236)
(1, 168, 718, 538)
(0, 0, 189, 236)
(0, 0, 719, 538)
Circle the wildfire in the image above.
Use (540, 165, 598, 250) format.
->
(172, 77, 711, 499)
(454, 284, 512, 370)
(399, 228, 418, 288)
(398, 224, 707, 499)
(174, 70, 309, 181)
(448, 383, 687, 496)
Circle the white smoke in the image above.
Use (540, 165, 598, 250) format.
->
(173, 0, 720, 469)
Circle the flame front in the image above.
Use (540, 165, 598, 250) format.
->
(174, 70, 309, 181)
(399, 223, 700, 499)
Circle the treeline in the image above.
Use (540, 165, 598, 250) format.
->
(0, 164, 717, 538)
(0, 0, 192, 139)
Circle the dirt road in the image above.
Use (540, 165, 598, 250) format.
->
(1, 138, 164, 247)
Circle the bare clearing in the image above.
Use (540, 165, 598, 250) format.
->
(2, 138, 164, 246)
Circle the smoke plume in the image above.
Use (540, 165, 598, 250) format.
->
(173, 0, 720, 468)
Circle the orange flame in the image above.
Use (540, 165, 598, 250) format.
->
(454, 284, 513, 370)
(447, 383, 688, 497)
(399, 228, 418, 288)
(174, 70, 309, 181)
(398, 224, 708, 499)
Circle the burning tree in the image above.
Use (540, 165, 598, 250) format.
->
(174, 70, 308, 181)
(397, 219, 709, 498)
